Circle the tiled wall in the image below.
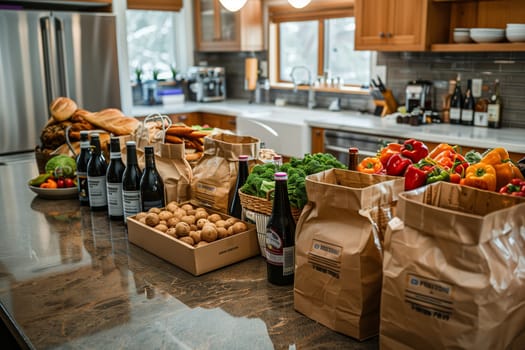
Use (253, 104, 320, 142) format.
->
(378, 51, 525, 129)
(195, 51, 525, 129)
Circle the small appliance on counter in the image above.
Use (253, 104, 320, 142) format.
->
(187, 66, 226, 102)
(405, 80, 433, 113)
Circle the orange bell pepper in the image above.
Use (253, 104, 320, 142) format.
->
(461, 163, 497, 192)
(357, 157, 384, 174)
(40, 178, 58, 189)
(480, 147, 525, 189)
(428, 143, 458, 159)
(378, 143, 402, 167)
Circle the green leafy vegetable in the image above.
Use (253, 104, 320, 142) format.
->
(45, 155, 76, 178)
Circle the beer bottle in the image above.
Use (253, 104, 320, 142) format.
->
(229, 155, 249, 220)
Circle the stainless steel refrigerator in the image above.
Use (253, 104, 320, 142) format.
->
(0, 9, 121, 154)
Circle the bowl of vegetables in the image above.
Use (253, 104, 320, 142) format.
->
(28, 155, 78, 199)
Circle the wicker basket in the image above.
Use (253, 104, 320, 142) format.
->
(238, 189, 302, 222)
(35, 146, 57, 174)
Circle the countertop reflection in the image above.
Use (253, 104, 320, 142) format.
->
(0, 153, 378, 349)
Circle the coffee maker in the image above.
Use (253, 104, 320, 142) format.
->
(405, 80, 433, 112)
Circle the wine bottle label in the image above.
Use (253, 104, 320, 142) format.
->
(449, 107, 461, 121)
(123, 190, 141, 221)
(87, 176, 108, 207)
(266, 228, 294, 276)
(474, 111, 489, 127)
(142, 200, 163, 212)
(462, 110, 473, 122)
(487, 104, 500, 123)
(80, 140, 90, 148)
(77, 173, 89, 203)
(110, 152, 122, 159)
(107, 182, 123, 216)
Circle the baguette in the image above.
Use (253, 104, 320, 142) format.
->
(81, 108, 139, 135)
(166, 125, 195, 137)
(165, 135, 183, 144)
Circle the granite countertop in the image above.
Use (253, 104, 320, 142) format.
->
(131, 100, 525, 154)
(0, 154, 378, 349)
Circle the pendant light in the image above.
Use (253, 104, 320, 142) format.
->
(288, 0, 311, 8)
(219, 0, 247, 12)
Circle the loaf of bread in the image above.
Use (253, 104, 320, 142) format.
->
(49, 97, 77, 122)
(81, 108, 139, 136)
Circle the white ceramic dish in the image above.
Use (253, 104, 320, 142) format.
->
(506, 23, 525, 30)
(470, 28, 505, 43)
(506, 30, 525, 42)
(28, 185, 78, 199)
(453, 31, 471, 43)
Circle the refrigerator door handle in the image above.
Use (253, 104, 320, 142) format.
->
(40, 15, 57, 109)
(54, 16, 69, 97)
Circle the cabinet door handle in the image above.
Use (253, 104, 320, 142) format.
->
(385, 32, 392, 38)
(379, 32, 385, 38)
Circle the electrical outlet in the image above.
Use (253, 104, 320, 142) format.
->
(260, 60, 268, 78)
(472, 78, 482, 98)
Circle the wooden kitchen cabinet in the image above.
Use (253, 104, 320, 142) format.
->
(169, 112, 203, 126)
(127, 0, 182, 11)
(354, 0, 450, 51)
(194, 0, 263, 52)
(311, 127, 325, 154)
(201, 113, 237, 131)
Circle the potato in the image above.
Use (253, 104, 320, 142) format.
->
(167, 217, 180, 228)
(155, 224, 169, 233)
(185, 208, 196, 216)
(194, 210, 208, 220)
(181, 203, 194, 212)
(166, 227, 177, 237)
(215, 219, 228, 228)
(227, 225, 235, 236)
(201, 224, 218, 242)
(179, 236, 194, 247)
(166, 202, 179, 213)
(181, 215, 196, 225)
(208, 213, 222, 223)
(159, 220, 167, 226)
(217, 227, 229, 239)
(231, 221, 248, 234)
(145, 213, 160, 227)
(148, 207, 161, 214)
(135, 212, 147, 220)
(189, 231, 201, 244)
(139, 217, 147, 225)
(158, 210, 174, 221)
(195, 241, 209, 248)
(196, 218, 209, 229)
(175, 222, 191, 237)
(173, 208, 187, 218)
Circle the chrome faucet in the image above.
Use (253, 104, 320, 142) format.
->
(290, 65, 316, 109)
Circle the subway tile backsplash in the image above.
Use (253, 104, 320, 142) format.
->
(195, 51, 525, 129)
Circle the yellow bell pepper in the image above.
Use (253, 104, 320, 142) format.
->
(480, 147, 524, 189)
(461, 163, 497, 192)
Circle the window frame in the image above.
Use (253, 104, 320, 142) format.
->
(268, 1, 372, 92)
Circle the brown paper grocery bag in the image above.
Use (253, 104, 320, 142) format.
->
(380, 181, 525, 350)
(294, 168, 404, 340)
(191, 133, 259, 213)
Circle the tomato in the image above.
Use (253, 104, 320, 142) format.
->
(64, 178, 75, 188)
(57, 178, 65, 188)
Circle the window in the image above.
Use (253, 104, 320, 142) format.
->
(270, 3, 371, 87)
(126, 10, 178, 82)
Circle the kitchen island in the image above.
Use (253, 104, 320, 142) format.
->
(0, 154, 378, 349)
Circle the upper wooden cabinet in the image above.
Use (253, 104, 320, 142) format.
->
(355, 0, 450, 51)
(194, 0, 263, 52)
(127, 0, 183, 11)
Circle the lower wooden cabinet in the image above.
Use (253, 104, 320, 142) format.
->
(201, 113, 237, 131)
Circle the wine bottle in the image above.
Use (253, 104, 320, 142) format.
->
(461, 79, 475, 126)
(449, 74, 463, 124)
(266, 172, 296, 285)
(76, 131, 91, 206)
(347, 147, 359, 170)
(106, 137, 126, 220)
(229, 155, 249, 220)
(474, 87, 489, 127)
(122, 141, 142, 222)
(441, 80, 456, 124)
(487, 79, 502, 128)
(140, 146, 165, 211)
(87, 133, 108, 211)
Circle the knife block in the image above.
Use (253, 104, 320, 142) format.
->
(372, 89, 398, 117)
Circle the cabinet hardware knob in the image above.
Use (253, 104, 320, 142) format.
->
(379, 32, 385, 38)
(386, 32, 392, 38)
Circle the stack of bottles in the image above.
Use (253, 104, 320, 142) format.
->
(448, 74, 502, 128)
(76, 134, 165, 223)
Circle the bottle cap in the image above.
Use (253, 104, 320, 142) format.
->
(91, 132, 99, 139)
(349, 147, 359, 154)
(275, 172, 288, 180)
(126, 141, 136, 146)
(239, 155, 249, 161)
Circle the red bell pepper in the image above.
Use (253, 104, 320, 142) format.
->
(386, 153, 412, 176)
(401, 139, 429, 163)
(404, 164, 428, 190)
(378, 143, 402, 167)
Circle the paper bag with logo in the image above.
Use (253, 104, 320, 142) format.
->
(380, 181, 525, 350)
(191, 133, 259, 213)
(294, 169, 404, 340)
